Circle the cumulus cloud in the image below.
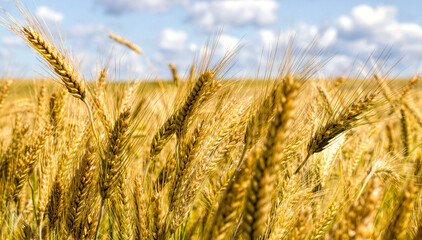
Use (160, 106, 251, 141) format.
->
(331, 5, 422, 74)
(338, 5, 396, 35)
(8, 3, 422, 79)
(188, 0, 278, 31)
(216, 34, 240, 54)
(154, 28, 196, 77)
(259, 29, 277, 47)
(158, 28, 188, 52)
(335, 5, 422, 53)
(188, 4, 422, 77)
(35, 6, 64, 23)
(94, 3, 421, 77)
(95, 0, 188, 15)
(261, 4, 422, 76)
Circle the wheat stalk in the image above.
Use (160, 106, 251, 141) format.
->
(169, 63, 180, 87)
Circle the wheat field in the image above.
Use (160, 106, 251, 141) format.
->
(0, 4, 422, 240)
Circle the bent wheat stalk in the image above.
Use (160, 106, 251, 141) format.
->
(3, 11, 102, 151)
(12, 23, 103, 156)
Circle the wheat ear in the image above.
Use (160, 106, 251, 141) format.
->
(295, 92, 378, 174)
(133, 176, 150, 240)
(66, 141, 96, 238)
(95, 103, 131, 240)
(23, 27, 85, 100)
(309, 202, 339, 240)
(37, 155, 54, 239)
(241, 74, 298, 240)
(48, 170, 64, 233)
(9, 126, 50, 203)
(207, 149, 259, 240)
(147, 71, 215, 171)
(109, 32, 142, 54)
(384, 181, 418, 240)
(0, 80, 11, 110)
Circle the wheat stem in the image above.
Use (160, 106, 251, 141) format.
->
(83, 99, 103, 157)
(94, 198, 105, 240)
(294, 154, 310, 175)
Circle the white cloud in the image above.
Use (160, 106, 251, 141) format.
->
(156, 29, 243, 78)
(95, 0, 188, 15)
(35, 6, 64, 23)
(262, 4, 422, 76)
(98, 3, 421, 77)
(9, 3, 422, 79)
(158, 28, 188, 52)
(336, 5, 405, 44)
(319, 27, 337, 48)
(218, 34, 240, 52)
(333, 5, 422, 72)
(188, 0, 278, 31)
(154, 28, 196, 78)
(259, 29, 276, 47)
(350, 5, 396, 27)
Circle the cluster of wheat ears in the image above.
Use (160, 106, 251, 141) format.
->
(0, 4, 422, 240)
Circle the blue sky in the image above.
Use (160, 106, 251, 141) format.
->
(1, 0, 422, 79)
